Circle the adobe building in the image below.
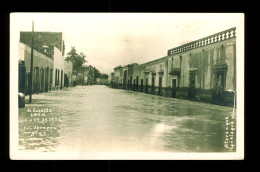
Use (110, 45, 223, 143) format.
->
(18, 32, 73, 95)
(110, 27, 236, 106)
(18, 42, 54, 94)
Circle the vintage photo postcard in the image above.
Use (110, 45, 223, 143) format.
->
(10, 13, 244, 160)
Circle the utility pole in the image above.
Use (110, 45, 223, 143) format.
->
(29, 21, 34, 103)
(82, 66, 84, 86)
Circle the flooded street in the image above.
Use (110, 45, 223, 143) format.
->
(19, 85, 235, 152)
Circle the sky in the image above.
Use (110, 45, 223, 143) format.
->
(10, 13, 243, 74)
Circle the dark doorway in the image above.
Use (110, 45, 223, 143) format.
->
(123, 70, 127, 89)
(50, 69, 53, 90)
(60, 70, 63, 90)
(145, 78, 148, 93)
(136, 76, 139, 91)
(45, 67, 49, 92)
(18, 61, 26, 94)
(152, 77, 155, 94)
(55, 69, 57, 87)
(212, 71, 225, 105)
(141, 79, 143, 92)
(172, 79, 177, 98)
(57, 69, 60, 87)
(188, 72, 196, 100)
(40, 68, 44, 93)
(64, 74, 69, 87)
(133, 79, 136, 91)
(34, 67, 39, 94)
(158, 77, 162, 95)
(127, 80, 130, 90)
(130, 77, 132, 90)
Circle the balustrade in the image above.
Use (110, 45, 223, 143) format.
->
(168, 27, 236, 56)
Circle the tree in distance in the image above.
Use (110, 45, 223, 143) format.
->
(66, 46, 87, 77)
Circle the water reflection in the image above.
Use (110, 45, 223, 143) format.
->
(19, 85, 235, 152)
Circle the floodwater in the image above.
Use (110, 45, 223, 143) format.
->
(19, 85, 236, 152)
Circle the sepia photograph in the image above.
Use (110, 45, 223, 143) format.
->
(10, 13, 244, 159)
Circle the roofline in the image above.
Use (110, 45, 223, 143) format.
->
(167, 27, 236, 56)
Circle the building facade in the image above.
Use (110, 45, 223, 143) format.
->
(108, 72, 115, 87)
(110, 27, 236, 106)
(113, 65, 123, 88)
(18, 32, 73, 95)
(82, 65, 95, 85)
(64, 59, 73, 87)
(96, 78, 108, 85)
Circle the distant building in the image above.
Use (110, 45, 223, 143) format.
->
(64, 59, 73, 87)
(82, 65, 95, 85)
(113, 65, 123, 88)
(108, 73, 114, 87)
(96, 78, 108, 85)
(18, 32, 73, 95)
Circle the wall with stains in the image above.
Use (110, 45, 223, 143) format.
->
(111, 28, 236, 106)
(19, 42, 54, 94)
(165, 37, 236, 104)
(53, 46, 65, 90)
